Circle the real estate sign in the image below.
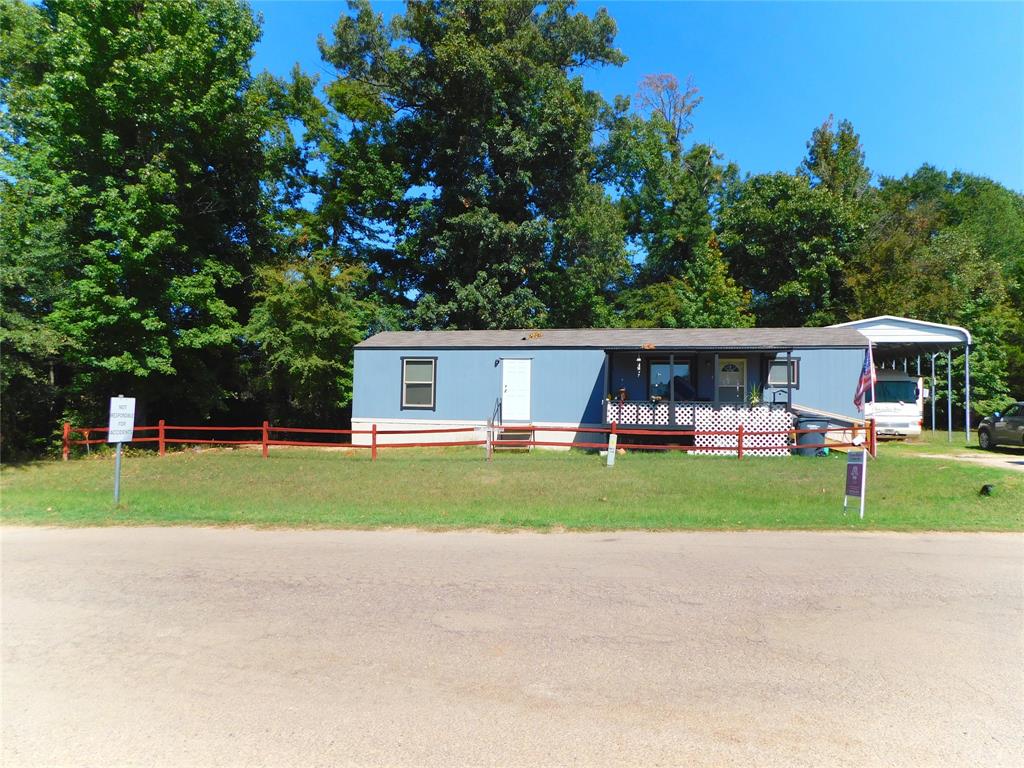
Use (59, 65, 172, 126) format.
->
(844, 449, 867, 519)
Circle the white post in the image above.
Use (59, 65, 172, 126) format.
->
(964, 344, 971, 443)
(868, 343, 876, 408)
(946, 351, 953, 443)
(859, 449, 867, 520)
(930, 354, 936, 433)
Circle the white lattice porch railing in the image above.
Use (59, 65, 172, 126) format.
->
(603, 401, 794, 457)
(604, 400, 698, 426)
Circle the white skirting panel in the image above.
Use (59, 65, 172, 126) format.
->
(350, 418, 599, 450)
(350, 418, 487, 446)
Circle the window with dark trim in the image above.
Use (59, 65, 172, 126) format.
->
(767, 358, 799, 388)
(647, 358, 694, 400)
(401, 357, 436, 409)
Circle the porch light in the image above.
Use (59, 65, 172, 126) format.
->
(636, 355, 642, 376)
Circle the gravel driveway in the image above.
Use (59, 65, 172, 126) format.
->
(918, 450, 1024, 473)
(2, 527, 1022, 767)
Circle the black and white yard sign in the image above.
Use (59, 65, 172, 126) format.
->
(107, 396, 136, 443)
(108, 396, 135, 504)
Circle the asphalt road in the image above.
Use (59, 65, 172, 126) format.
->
(2, 528, 1022, 768)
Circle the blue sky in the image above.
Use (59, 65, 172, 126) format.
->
(252, 1, 1024, 191)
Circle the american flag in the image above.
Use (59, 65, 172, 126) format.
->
(853, 347, 876, 411)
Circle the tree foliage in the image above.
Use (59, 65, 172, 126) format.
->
(599, 85, 751, 329)
(1, 0, 283, 432)
(2, 0, 1021, 456)
(718, 172, 866, 326)
(319, 0, 628, 329)
(847, 167, 1022, 412)
(247, 262, 384, 423)
(799, 115, 871, 200)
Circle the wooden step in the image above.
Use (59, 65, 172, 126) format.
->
(493, 428, 533, 451)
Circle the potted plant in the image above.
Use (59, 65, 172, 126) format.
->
(748, 385, 763, 407)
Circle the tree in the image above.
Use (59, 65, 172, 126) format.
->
(943, 173, 1024, 396)
(238, 63, 408, 423)
(798, 115, 871, 199)
(319, 0, 628, 329)
(599, 80, 750, 328)
(247, 262, 386, 423)
(847, 167, 1018, 414)
(1, 0, 283, 430)
(718, 172, 865, 326)
(617, 238, 753, 329)
(633, 73, 702, 158)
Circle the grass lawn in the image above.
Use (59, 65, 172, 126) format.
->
(883, 429, 984, 456)
(2, 444, 1021, 531)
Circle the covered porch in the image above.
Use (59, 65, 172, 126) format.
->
(601, 349, 796, 427)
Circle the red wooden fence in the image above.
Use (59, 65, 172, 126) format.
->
(62, 420, 877, 461)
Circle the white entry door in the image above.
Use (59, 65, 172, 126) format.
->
(502, 358, 532, 422)
(718, 358, 746, 404)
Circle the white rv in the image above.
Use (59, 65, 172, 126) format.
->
(865, 369, 924, 438)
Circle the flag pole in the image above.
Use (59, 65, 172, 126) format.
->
(868, 341, 876, 408)
(868, 342, 876, 458)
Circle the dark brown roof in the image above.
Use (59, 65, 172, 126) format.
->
(357, 327, 868, 350)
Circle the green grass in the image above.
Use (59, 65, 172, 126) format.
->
(3, 444, 1021, 531)
(882, 429, 986, 456)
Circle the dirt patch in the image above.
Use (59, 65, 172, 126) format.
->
(917, 452, 1024, 473)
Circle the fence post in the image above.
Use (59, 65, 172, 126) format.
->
(486, 426, 493, 462)
(262, 420, 269, 459)
(869, 418, 876, 458)
(737, 423, 744, 459)
(371, 423, 378, 461)
(62, 422, 70, 461)
(158, 419, 166, 457)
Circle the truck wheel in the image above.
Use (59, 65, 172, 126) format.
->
(978, 429, 996, 450)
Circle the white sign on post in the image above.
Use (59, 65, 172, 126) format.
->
(108, 396, 135, 505)
(107, 397, 136, 443)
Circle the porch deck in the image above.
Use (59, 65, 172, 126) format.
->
(603, 400, 790, 427)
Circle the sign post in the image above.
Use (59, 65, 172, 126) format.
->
(108, 396, 136, 504)
(843, 448, 867, 519)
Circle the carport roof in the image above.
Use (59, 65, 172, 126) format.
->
(357, 327, 868, 350)
(829, 315, 971, 356)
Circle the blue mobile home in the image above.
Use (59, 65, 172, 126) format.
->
(352, 327, 869, 450)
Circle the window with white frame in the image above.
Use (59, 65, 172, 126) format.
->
(767, 358, 799, 388)
(401, 358, 436, 409)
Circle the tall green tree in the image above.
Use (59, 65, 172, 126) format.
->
(237, 61, 407, 423)
(1, 0, 283, 431)
(718, 172, 865, 326)
(599, 77, 751, 328)
(719, 117, 871, 327)
(247, 262, 390, 423)
(319, 0, 628, 329)
(847, 166, 1019, 414)
(943, 172, 1024, 397)
(798, 115, 871, 200)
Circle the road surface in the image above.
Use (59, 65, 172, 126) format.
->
(2, 527, 1022, 767)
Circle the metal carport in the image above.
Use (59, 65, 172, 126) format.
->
(829, 315, 973, 443)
